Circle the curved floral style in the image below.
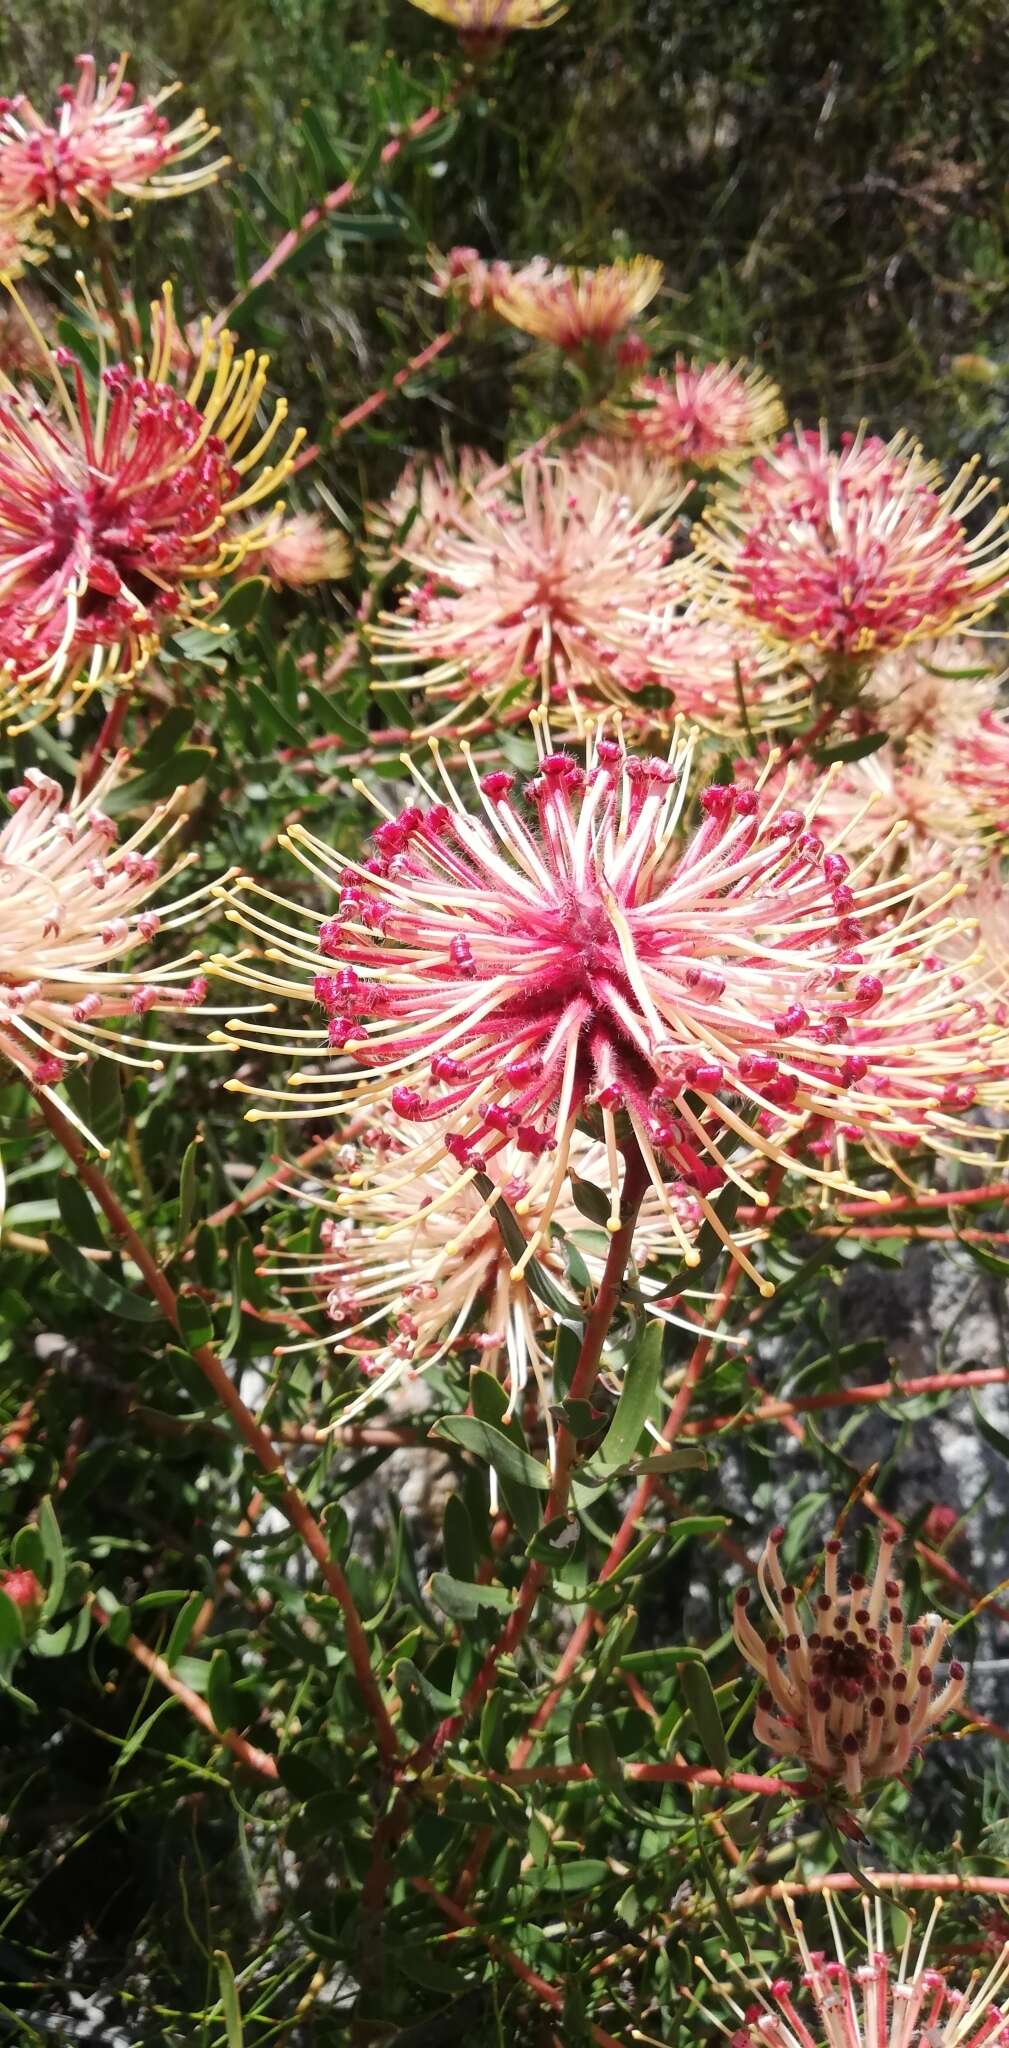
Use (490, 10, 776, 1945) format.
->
(706, 1895, 1008, 2048)
(218, 720, 1006, 1295)
(0, 758, 216, 1149)
(733, 1523, 965, 1798)
(371, 446, 687, 724)
(0, 283, 301, 729)
(0, 52, 226, 225)
(624, 357, 785, 471)
(695, 427, 1009, 666)
(363, 446, 499, 571)
(263, 1124, 707, 1435)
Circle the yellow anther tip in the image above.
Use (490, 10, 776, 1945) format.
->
(759, 1280, 776, 1299)
(684, 1248, 701, 1268)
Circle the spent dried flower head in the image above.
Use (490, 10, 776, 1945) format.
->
(406, 0, 565, 54)
(217, 718, 1005, 1294)
(694, 426, 1009, 668)
(0, 280, 302, 730)
(733, 1522, 966, 1799)
(0, 755, 221, 1152)
(0, 52, 227, 226)
(489, 254, 664, 350)
(625, 357, 785, 472)
(700, 1895, 1009, 2048)
(371, 446, 688, 727)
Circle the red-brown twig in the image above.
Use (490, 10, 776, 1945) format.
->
(684, 1364, 1009, 1437)
(94, 1603, 279, 1780)
(214, 94, 459, 329)
(730, 1871, 1009, 1910)
(410, 1878, 626, 2048)
(79, 691, 131, 800)
(428, 1761, 811, 1799)
(39, 1093, 400, 1767)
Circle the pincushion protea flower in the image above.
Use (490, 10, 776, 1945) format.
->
(217, 718, 1005, 1294)
(0, 209, 52, 281)
(262, 1124, 708, 1440)
(625, 358, 785, 471)
(695, 427, 1009, 667)
(372, 447, 688, 725)
(490, 255, 663, 350)
(0, 53, 226, 226)
(866, 641, 1009, 849)
(256, 511, 351, 589)
(406, 0, 565, 52)
(732, 1524, 966, 1798)
(0, 282, 301, 730)
(701, 1895, 1009, 2048)
(0, 757, 219, 1153)
(364, 446, 499, 571)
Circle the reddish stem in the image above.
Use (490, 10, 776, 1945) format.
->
(407, 1141, 650, 1772)
(95, 1603, 279, 1780)
(685, 1364, 1009, 1436)
(39, 1094, 400, 1767)
(410, 1878, 626, 2048)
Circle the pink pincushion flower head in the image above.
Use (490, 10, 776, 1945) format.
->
(0, 756, 223, 1154)
(218, 717, 1002, 1294)
(703, 1895, 1009, 2048)
(0, 53, 227, 227)
(0, 282, 302, 731)
(407, 0, 565, 58)
(625, 357, 785, 472)
(695, 425, 1009, 668)
(733, 1523, 965, 1800)
(372, 445, 689, 730)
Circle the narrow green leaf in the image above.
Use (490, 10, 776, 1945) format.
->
(177, 1293, 215, 1352)
(473, 1172, 580, 1322)
(429, 1573, 513, 1622)
(214, 1951, 244, 2048)
(47, 1234, 161, 1323)
(207, 1647, 237, 1732)
(37, 1499, 65, 1620)
(443, 1494, 476, 1582)
(164, 1594, 204, 1671)
(430, 1415, 551, 1490)
(56, 1176, 104, 1251)
(679, 1661, 728, 1774)
(569, 1174, 612, 1227)
(595, 1321, 663, 1471)
(0, 1588, 24, 1651)
(177, 1137, 202, 1245)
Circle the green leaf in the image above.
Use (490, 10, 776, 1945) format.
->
(37, 1499, 65, 1621)
(208, 1648, 238, 1732)
(177, 1293, 215, 1352)
(0, 1588, 24, 1652)
(679, 1660, 728, 1774)
(429, 1415, 551, 1490)
(11, 1526, 45, 1577)
(569, 1173, 612, 1227)
(56, 1176, 104, 1251)
(535, 1860, 611, 1895)
(177, 1137, 203, 1245)
(214, 1951, 244, 2048)
(429, 1573, 513, 1622)
(472, 1173, 580, 1322)
(971, 1393, 1009, 1464)
(594, 1321, 663, 1471)
(164, 1594, 204, 1670)
(217, 579, 264, 632)
(812, 729, 888, 766)
(443, 1494, 475, 1582)
(47, 1234, 161, 1323)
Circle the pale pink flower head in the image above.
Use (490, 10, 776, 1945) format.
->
(626, 357, 785, 471)
(430, 245, 512, 311)
(257, 511, 351, 589)
(490, 255, 663, 351)
(696, 426, 1009, 665)
(733, 1523, 966, 1800)
(0, 283, 302, 729)
(0, 208, 52, 280)
(406, 0, 565, 56)
(263, 1123, 705, 1435)
(220, 720, 1003, 1292)
(372, 446, 688, 725)
(712, 1898, 1009, 2048)
(364, 446, 499, 571)
(0, 757, 216, 1148)
(866, 639, 1009, 849)
(0, 53, 227, 226)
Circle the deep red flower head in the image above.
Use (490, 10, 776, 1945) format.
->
(0, 284, 300, 728)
